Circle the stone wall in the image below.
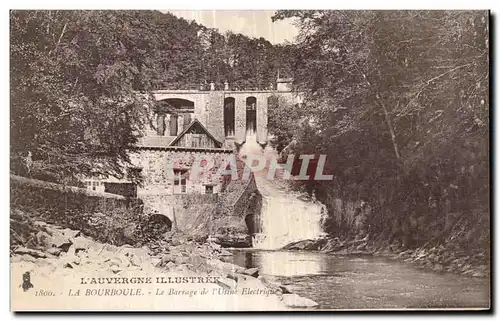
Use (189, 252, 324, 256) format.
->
(206, 92, 225, 142)
(234, 96, 247, 144)
(130, 149, 232, 197)
(210, 174, 262, 240)
(130, 148, 241, 234)
(10, 175, 142, 246)
(140, 193, 218, 225)
(10, 175, 137, 214)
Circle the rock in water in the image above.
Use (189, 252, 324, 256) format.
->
(279, 285, 293, 294)
(216, 277, 237, 290)
(281, 294, 319, 308)
(243, 267, 259, 277)
(219, 249, 233, 256)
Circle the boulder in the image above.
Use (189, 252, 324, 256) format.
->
(213, 234, 252, 248)
(48, 232, 73, 251)
(46, 247, 62, 256)
(35, 231, 51, 247)
(119, 246, 149, 267)
(174, 256, 189, 265)
(33, 221, 48, 228)
(14, 247, 47, 259)
(207, 259, 245, 274)
(61, 228, 81, 239)
(216, 277, 237, 290)
(151, 257, 162, 267)
(226, 271, 242, 282)
(21, 254, 36, 262)
(189, 255, 211, 273)
(127, 255, 140, 267)
(243, 267, 259, 278)
(279, 285, 293, 294)
(219, 249, 233, 256)
(72, 236, 92, 252)
(281, 294, 319, 308)
(282, 239, 318, 251)
(160, 254, 175, 266)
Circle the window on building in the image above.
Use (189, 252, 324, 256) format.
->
(183, 113, 192, 127)
(173, 169, 187, 194)
(191, 135, 203, 148)
(169, 114, 178, 136)
(205, 185, 213, 194)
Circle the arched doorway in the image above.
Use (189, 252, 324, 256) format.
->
(246, 97, 257, 136)
(156, 98, 195, 136)
(245, 214, 256, 235)
(224, 97, 235, 137)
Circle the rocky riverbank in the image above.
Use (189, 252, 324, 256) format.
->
(281, 236, 490, 279)
(10, 207, 318, 311)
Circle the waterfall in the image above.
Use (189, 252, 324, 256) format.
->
(239, 134, 327, 250)
(252, 177, 327, 250)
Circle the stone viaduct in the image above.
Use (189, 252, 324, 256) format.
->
(148, 78, 302, 149)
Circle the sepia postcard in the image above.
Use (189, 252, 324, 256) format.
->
(9, 9, 490, 311)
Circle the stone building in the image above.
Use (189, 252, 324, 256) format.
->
(87, 79, 300, 234)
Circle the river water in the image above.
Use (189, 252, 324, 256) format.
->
(236, 139, 489, 310)
(229, 250, 490, 310)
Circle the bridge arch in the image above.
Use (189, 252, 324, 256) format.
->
(157, 98, 194, 111)
(148, 213, 172, 232)
(155, 98, 195, 136)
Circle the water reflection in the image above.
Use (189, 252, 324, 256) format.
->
(232, 250, 327, 277)
(229, 250, 490, 309)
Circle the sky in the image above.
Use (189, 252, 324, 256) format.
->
(167, 10, 299, 44)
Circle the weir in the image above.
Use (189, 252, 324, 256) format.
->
(252, 176, 327, 249)
(238, 134, 327, 250)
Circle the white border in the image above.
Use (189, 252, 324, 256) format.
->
(1, 1, 497, 320)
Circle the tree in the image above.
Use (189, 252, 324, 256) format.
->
(271, 10, 489, 249)
(10, 10, 154, 183)
(10, 10, 297, 184)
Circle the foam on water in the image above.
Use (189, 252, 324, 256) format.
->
(239, 134, 327, 250)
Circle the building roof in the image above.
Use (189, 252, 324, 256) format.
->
(169, 119, 222, 148)
(137, 136, 176, 148)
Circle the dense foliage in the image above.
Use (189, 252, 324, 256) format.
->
(270, 10, 489, 251)
(10, 10, 291, 182)
(11, 10, 490, 254)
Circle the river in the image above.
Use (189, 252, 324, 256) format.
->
(229, 249, 490, 310)
(236, 139, 489, 310)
